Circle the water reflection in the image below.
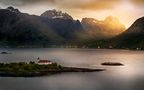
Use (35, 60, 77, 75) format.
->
(0, 48, 144, 90)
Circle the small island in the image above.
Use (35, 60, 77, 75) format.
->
(0, 52, 10, 54)
(0, 61, 105, 77)
(101, 62, 124, 66)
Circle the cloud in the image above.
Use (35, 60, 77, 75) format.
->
(56, 0, 122, 10)
(0, 0, 55, 6)
(0, 0, 122, 10)
(131, 0, 144, 6)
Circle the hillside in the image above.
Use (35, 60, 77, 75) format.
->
(111, 16, 144, 49)
(79, 16, 144, 49)
(81, 16, 125, 40)
(1, 7, 139, 48)
(0, 7, 83, 47)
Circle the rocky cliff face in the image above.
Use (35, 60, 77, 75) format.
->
(41, 9, 73, 20)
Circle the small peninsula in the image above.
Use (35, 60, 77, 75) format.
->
(0, 62, 105, 77)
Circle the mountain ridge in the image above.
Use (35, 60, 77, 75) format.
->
(110, 16, 144, 49)
(1, 6, 143, 49)
(40, 9, 73, 20)
(81, 16, 125, 39)
(0, 7, 83, 47)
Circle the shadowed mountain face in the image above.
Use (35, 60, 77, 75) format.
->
(112, 17, 144, 49)
(81, 16, 126, 40)
(0, 7, 83, 47)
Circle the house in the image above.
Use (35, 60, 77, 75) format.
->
(37, 57, 53, 65)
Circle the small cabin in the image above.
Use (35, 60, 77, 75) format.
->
(38, 60, 52, 65)
(37, 57, 52, 65)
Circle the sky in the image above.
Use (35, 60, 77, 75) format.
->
(0, 0, 144, 28)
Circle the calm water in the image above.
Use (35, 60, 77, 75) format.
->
(0, 48, 144, 90)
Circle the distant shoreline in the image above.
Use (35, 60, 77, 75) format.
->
(0, 47, 143, 51)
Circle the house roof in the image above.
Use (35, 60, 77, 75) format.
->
(38, 60, 52, 63)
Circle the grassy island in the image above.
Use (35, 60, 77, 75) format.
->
(0, 62, 105, 77)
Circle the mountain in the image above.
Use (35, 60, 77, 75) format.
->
(6, 6, 20, 13)
(41, 9, 73, 20)
(0, 7, 83, 47)
(2, 6, 140, 48)
(111, 16, 144, 49)
(81, 16, 126, 40)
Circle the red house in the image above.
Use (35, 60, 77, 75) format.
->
(37, 57, 52, 65)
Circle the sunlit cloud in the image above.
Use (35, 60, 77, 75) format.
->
(131, 0, 144, 6)
(56, 0, 121, 10)
(0, 0, 121, 10)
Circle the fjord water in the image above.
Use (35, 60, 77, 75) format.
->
(0, 48, 144, 90)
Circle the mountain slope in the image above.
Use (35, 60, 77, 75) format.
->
(112, 16, 144, 49)
(0, 8, 61, 46)
(0, 7, 83, 47)
(81, 16, 125, 40)
(2, 6, 141, 48)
